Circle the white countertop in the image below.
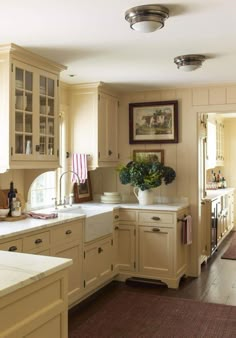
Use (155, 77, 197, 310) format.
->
(0, 250, 72, 297)
(203, 187, 235, 201)
(0, 201, 189, 240)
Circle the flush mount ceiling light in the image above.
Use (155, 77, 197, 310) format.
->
(125, 4, 169, 33)
(174, 54, 206, 72)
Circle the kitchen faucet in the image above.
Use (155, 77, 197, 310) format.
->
(59, 170, 80, 206)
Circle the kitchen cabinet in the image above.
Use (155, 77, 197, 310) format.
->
(0, 238, 22, 252)
(201, 189, 235, 261)
(0, 255, 69, 338)
(70, 83, 119, 170)
(0, 43, 66, 172)
(114, 210, 136, 273)
(137, 210, 188, 288)
(206, 118, 216, 169)
(215, 118, 224, 166)
(83, 235, 114, 292)
(51, 220, 83, 305)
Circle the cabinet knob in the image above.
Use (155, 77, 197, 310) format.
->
(114, 226, 119, 230)
(35, 238, 43, 244)
(108, 150, 112, 156)
(152, 228, 160, 232)
(8, 245, 17, 252)
(152, 216, 160, 221)
(114, 215, 119, 219)
(98, 247, 103, 253)
(65, 229, 72, 235)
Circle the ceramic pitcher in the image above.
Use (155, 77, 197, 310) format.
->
(133, 188, 154, 205)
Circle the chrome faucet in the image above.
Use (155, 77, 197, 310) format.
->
(59, 170, 80, 206)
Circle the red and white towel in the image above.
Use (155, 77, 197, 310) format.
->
(182, 215, 192, 245)
(72, 153, 88, 183)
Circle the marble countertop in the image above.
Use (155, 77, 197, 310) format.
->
(0, 250, 72, 298)
(0, 201, 189, 240)
(203, 187, 235, 201)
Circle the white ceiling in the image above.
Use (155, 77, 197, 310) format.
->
(1, 1, 236, 92)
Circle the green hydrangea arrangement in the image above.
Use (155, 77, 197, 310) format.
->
(118, 160, 176, 191)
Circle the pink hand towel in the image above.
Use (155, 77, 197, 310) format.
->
(72, 153, 88, 183)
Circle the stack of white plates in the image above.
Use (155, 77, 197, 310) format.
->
(101, 192, 121, 204)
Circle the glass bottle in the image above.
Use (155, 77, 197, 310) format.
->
(8, 181, 16, 216)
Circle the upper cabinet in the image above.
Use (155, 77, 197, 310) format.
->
(70, 83, 119, 170)
(0, 43, 66, 173)
(205, 114, 224, 169)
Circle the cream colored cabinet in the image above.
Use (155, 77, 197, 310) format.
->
(114, 209, 136, 273)
(114, 224, 136, 272)
(228, 191, 235, 231)
(0, 43, 66, 172)
(70, 83, 119, 170)
(23, 230, 50, 255)
(206, 118, 216, 169)
(139, 225, 174, 278)
(216, 118, 224, 166)
(84, 235, 114, 292)
(0, 238, 22, 252)
(51, 220, 83, 306)
(0, 269, 68, 338)
(137, 210, 188, 288)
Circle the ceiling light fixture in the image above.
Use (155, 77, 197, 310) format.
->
(174, 54, 206, 71)
(125, 4, 169, 33)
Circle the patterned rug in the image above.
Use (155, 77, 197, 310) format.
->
(69, 288, 236, 338)
(221, 231, 236, 260)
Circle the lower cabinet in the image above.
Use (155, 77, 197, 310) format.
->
(84, 236, 114, 292)
(51, 220, 83, 305)
(139, 226, 174, 278)
(0, 269, 68, 338)
(114, 224, 136, 272)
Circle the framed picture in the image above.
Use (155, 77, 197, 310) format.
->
(133, 149, 164, 163)
(129, 100, 178, 144)
(73, 172, 92, 203)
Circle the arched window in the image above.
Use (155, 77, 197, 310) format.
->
(28, 171, 56, 210)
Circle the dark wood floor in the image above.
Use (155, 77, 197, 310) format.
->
(69, 230, 236, 332)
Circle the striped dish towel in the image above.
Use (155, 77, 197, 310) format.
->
(72, 153, 88, 183)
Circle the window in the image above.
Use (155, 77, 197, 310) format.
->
(28, 171, 56, 210)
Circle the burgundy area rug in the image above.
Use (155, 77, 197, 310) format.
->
(221, 231, 236, 260)
(69, 289, 236, 338)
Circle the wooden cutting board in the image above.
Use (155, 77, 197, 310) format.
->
(0, 214, 28, 222)
(0, 190, 8, 209)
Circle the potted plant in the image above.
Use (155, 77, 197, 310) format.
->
(117, 160, 176, 205)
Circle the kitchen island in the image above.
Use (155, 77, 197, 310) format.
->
(0, 250, 72, 338)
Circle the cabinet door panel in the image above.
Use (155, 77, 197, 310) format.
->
(139, 226, 173, 277)
(116, 225, 135, 272)
(53, 242, 82, 304)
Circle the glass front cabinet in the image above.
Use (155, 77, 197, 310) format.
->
(0, 43, 66, 172)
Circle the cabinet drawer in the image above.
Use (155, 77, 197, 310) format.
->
(23, 231, 50, 253)
(138, 212, 174, 226)
(0, 239, 22, 252)
(119, 210, 136, 222)
(51, 221, 83, 245)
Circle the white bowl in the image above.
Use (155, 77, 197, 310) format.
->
(0, 208, 9, 217)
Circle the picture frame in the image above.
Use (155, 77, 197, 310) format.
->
(129, 100, 178, 144)
(133, 149, 164, 164)
(73, 172, 93, 203)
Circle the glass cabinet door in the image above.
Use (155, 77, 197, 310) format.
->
(14, 67, 33, 156)
(39, 76, 56, 156)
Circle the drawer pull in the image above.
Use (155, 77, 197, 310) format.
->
(114, 226, 119, 230)
(35, 238, 43, 244)
(152, 216, 161, 221)
(8, 245, 17, 251)
(114, 215, 119, 219)
(65, 229, 72, 235)
(98, 247, 103, 253)
(152, 228, 160, 232)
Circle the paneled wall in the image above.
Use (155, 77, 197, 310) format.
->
(91, 84, 236, 276)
